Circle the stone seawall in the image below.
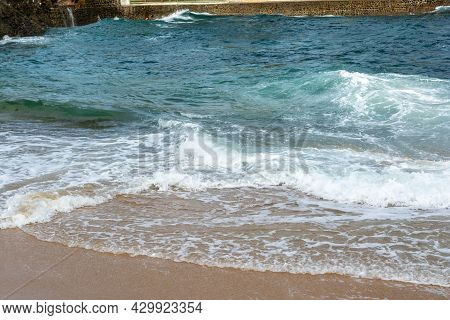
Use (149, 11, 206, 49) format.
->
(68, 0, 450, 26)
(122, 1, 449, 20)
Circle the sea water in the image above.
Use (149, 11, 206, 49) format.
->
(0, 11, 449, 286)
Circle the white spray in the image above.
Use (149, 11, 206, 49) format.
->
(66, 8, 75, 27)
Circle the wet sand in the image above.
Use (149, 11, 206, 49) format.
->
(0, 228, 448, 299)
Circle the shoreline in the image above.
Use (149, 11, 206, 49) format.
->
(1, 228, 448, 299)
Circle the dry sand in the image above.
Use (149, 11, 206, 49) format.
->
(1, 229, 448, 299)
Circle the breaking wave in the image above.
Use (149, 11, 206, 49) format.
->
(0, 35, 48, 46)
(1, 70, 449, 229)
(433, 6, 450, 13)
(157, 9, 215, 23)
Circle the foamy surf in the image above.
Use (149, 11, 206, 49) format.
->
(2, 127, 449, 229)
(333, 70, 450, 118)
(316, 15, 341, 18)
(292, 15, 341, 18)
(0, 35, 47, 46)
(190, 11, 215, 16)
(1, 192, 108, 228)
(144, 151, 450, 209)
(157, 9, 215, 23)
(1, 69, 449, 229)
(157, 10, 195, 23)
(21, 189, 450, 287)
(433, 6, 450, 13)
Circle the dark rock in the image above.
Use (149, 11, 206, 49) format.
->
(0, 0, 56, 38)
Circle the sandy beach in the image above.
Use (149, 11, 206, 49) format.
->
(1, 229, 448, 300)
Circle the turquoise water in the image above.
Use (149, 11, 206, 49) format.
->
(0, 11, 449, 286)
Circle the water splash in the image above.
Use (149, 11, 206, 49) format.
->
(0, 35, 47, 46)
(433, 6, 450, 13)
(66, 8, 75, 27)
(157, 9, 214, 23)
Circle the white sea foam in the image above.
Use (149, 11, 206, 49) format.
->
(23, 187, 449, 286)
(1, 192, 107, 228)
(2, 133, 449, 229)
(1, 35, 11, 42)
(157, 118, 200, 129)
(144, 156, 450, 209)
(433, 6, 450, 13)
(190, 11, 215, 16)
(157, 10, 214, 23)
(315, 15, 340, 18)
(331, 70, 450, 125)
(143, 117, 450, 209)
(145, 35, 171, 42)
(0, 35, 47, 46)
(55, 236, 447, 287)
(158, 10, 194, 23)
(291, 15, 340, 18)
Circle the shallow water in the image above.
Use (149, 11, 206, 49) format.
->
(1, 11, 449, 286)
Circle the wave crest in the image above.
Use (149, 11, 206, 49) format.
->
(334, 70, 450, 119)
(432, 6, 450, 13)
(157, 9, 215, 23)
(0, 35, 47, 46)
(0, 99, 134, 127)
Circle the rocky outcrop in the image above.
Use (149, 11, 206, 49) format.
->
(0, 0, 58, 38)
(71, 0, 121, 26)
